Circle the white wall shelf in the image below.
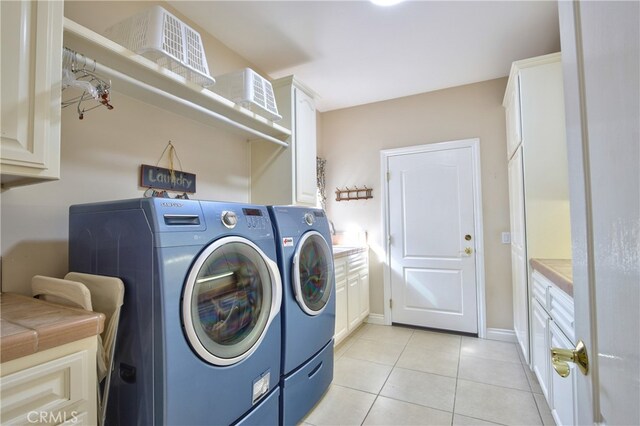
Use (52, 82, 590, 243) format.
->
(63, 18, 291, 146)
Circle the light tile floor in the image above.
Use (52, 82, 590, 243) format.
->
(301, 324, 556, 426)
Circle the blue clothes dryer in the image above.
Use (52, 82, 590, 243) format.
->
(69, 198, 283, 426)
(268, 206, 336, 425)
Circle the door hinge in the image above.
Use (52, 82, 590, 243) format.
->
(389, 299, 393, 309)
(388, 235, 392, 246)
(386, 171, 391, 181)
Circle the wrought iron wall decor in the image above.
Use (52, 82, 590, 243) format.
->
(335, 186, 373, 201)
(317, 157, 327, 209)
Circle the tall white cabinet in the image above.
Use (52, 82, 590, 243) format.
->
(503, 53, 572, 363)
(251, 76, 317, 206)
(0, 0, 63, 189)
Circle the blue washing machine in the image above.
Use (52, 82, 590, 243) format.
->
(69, 198, 283, 425)
(268, 206, 336, 425)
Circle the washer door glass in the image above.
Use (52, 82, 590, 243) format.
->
(184, 238, 274, 365)
(293, 231, 333, 315)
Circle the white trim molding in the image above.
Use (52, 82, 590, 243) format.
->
(366, 313, 385, 325)
(380, 138, 487, 338)
(485, 328, 517, 343)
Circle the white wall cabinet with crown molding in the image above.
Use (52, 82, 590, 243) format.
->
(1, 0, 63, 190)
(250, 76, 318, 206)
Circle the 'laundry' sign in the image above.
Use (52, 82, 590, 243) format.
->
(140, 164, 196, 193)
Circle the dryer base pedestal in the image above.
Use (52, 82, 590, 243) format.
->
(234, 386, 280, 426)
(280, 339, 334, 425)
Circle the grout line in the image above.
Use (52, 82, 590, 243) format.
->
(370, 394, 455, 418)
(332, 382, 379, 397)
(388, 365, 458, 380)
(456, 377, 538, 394)
(360, 394, 379, 426)
(454, 413, 511, 426)
(532, 392, 552, 426)
(451, 333, 462, 426)
(361, 326, 415, 426)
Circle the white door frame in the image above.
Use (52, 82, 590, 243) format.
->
(380, 138, 486, 338)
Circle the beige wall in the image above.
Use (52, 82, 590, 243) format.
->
(321, 77, 514, 330)
(0, 1, 258, 295)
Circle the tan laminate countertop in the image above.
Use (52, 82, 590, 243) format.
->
(333, 246, 368, 259)
(530, 259, 573, 297)
(0, 293, 105, 363)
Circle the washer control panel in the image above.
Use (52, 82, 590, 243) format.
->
(242, 208, 267, 229)
(219, 208, 268, 229)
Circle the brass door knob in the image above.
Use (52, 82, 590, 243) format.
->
(465, 234, 472, 241)
(464, 247, 472, 255)
(551, 339, 589, 377)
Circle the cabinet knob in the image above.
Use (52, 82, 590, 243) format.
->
(551, 339, 589, 377)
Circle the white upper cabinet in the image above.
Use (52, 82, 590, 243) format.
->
(1, 1, 63, 189)
(293, 87, 318, 205)
(504, 74, 522, 159)
(251, 76, 318, 206)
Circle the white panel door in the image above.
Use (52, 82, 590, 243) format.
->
(559, 2, 639, 424)
(388, 145, 478, 333)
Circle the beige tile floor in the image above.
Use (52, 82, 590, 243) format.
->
(301, 324, 556, 426)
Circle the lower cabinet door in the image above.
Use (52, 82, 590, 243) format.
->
(358, 271, 369, 322)
(549, 321, 578, 426)
(531, 298, 551, 400)
(333, 258, 348, 345)
(0, 350, 93, 425)
(347, 272, 360, 330)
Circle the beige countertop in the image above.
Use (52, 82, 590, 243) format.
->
(332, 245, 368, 259)
(1, 293, 105, 363)
(530, 259, 573, 297)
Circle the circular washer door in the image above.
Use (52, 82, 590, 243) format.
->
(292, 231, 333, 316)
(182, 236, 282, 366)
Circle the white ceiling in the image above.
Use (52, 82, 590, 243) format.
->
(169, 1, 561, 112)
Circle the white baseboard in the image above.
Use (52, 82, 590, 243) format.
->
(485, 328, 517, 343)
(366, 313, 385, 325)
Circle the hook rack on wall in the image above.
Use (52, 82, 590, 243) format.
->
(335, 186, 373, 202)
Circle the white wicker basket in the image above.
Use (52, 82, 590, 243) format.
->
(104, 6, 215, 87)
(212, 68, 281, 121)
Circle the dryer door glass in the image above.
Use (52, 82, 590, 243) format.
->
(185, 239, 274, 364)
(293, 231, 333, 315)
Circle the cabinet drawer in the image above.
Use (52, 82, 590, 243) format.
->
(531, 271, 550, 308)
(347, 253, 368, 272)
(549, 286, 575, 344)
(0, 350, 91, 425)
(334, 259, 347, 288)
